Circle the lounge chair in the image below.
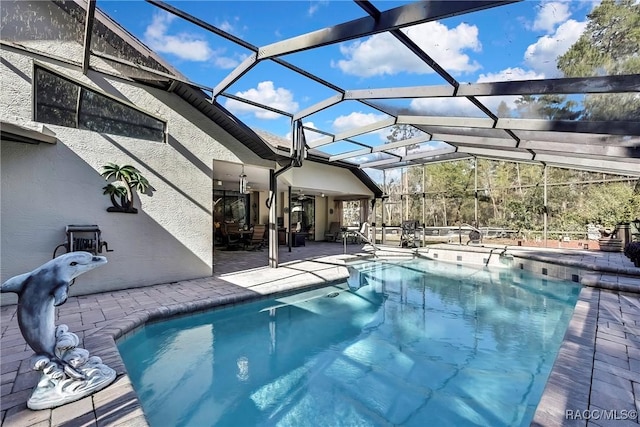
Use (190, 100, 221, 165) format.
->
(325, 222, 341, 242)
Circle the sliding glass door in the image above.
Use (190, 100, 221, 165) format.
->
(214, 190, 249, 244)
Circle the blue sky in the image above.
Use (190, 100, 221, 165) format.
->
(97, 0, 597, 158)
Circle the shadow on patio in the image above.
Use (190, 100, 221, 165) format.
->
(213, 240, 367, 276)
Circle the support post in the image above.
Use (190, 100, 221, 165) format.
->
(422, 164, 426, 247)
(543, 164, 548, 248)
(268, 161, 295, 267)
(288, 186, 292, 252)
(474, 157, 478, 226)
(382, 170, 387, 245)
(268, 169, 278, 268)
(403, 167, 407, 220)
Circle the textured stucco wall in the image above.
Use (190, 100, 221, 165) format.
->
(0, 45, 266, 304)
(285, 161, 374, 197)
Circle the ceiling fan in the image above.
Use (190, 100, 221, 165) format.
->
(295, 190, 308, 201)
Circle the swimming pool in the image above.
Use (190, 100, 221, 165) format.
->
(118, 258, 581, 426)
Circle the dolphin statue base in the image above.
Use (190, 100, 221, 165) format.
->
(28, 324, 116, 410)
(1, 252, 116, 410)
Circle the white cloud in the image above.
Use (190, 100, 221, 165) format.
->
(214, 56, 242, 69)
(286, 122, 324, 143)
(332, 112, 388, 132)
(224, 81, 298, 120)
(333, 21, 481, 77)
(301, 122, 326, 143)
(477, 68, 545, 83)
(532, 1, 571, 33)
(218, 20, 235, 34)
(524, 19, 586, 77)
(144, 13, 212, 61)
(409, 67, 545, 116)
(144, 12, 241, 67)
(308, 1, 329, 16)
(409, 97, 481, 117)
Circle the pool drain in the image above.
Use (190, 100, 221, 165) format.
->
(326, 291, 339, 298)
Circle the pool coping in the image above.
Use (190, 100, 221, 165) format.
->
(2, 246, 640, 426)
(95, 246, 640, 427)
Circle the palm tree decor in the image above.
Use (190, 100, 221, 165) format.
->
(101, 163, 151, 213)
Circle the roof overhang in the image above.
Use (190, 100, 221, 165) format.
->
(0, 121, 57, 145)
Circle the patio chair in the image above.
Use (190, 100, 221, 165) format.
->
(244, 224, 266, 250)
(325, 222, 341, 242)
(222, 222, 242, 250)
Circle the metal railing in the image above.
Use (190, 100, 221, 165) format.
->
(343, 223, 380, 256)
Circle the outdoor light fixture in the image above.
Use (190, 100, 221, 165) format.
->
(217, 180, 223, 186)
(239, 165, 248, 194)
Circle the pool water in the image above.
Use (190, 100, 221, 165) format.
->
(118, 258, 581, 426)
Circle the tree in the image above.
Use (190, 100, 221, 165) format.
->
(425, 161, 473, 226)
(496, 101, 511, 118)
(571, 182, 640, 228)
(514, 94, 580, 120)
(558, 0, 640, 76)
(386, 124, 420, 145)
(382, 125, 425, 224)
(557, 0, 640, 120)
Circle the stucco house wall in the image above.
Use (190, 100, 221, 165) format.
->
(0, 1, 380, 306)
(0, 43, 268, 305)
(285, 161, 373, 197)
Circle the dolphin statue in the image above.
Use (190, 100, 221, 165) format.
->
(1, 252, 107, 363)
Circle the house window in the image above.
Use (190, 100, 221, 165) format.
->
(342, 200, 361, 226)
(34, 65, 165, 142)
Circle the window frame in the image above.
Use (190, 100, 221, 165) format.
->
(32, 62, 167, 143)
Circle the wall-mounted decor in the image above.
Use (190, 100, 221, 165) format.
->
(329, 208, 334, 215)
(101, 163, 152, 214)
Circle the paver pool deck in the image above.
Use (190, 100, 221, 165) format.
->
(1, 242, 639, 426)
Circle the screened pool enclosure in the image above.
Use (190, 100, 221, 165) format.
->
(2, 0, 639, 251)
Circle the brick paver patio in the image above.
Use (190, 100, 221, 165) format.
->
(1, 242, 639, 426)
